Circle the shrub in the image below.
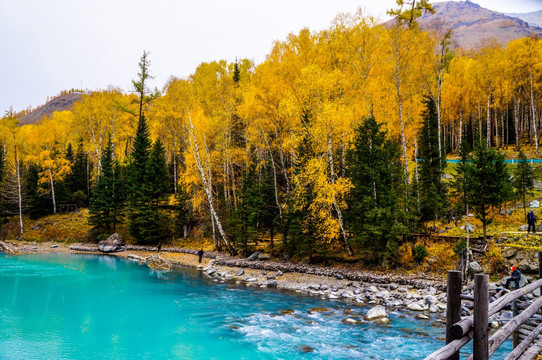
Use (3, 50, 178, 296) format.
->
(413, 244, 428, 263)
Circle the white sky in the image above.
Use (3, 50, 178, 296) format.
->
(0, 0, 541, 114)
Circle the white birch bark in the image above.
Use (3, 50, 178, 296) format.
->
(487, 85, 491, 147)
(48, 167, 56, 214)
(327, 135, 353, 256)
(187, 111, 236, 255)
(15, 145, 23, 235)
(531, 72, 539, 154)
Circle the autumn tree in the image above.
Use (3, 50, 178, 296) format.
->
(514, 149, 535, 215)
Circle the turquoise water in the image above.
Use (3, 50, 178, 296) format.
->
(0, 253, 507, 359)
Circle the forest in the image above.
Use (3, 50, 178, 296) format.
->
(1, 9, 542, 265)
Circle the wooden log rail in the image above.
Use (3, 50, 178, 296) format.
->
(425, 251, 542, 360)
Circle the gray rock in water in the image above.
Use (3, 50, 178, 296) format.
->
(365, 305, 387, 320)
(407, 303, 424, 311)
(266, 280, 278, 288)
(98, 233, 125, 253)
(247, 251, 261, 261)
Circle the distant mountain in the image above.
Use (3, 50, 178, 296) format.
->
(18, 92, 82, 126)
(418, 1, 542, 50)
(506, 10, 542, 28)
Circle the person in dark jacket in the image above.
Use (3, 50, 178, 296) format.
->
(505, 266, 521, 289)
(197, 249, 204, 263)
(527, 209, 537, 234)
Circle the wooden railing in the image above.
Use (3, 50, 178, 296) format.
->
(425, 252, 542, 360)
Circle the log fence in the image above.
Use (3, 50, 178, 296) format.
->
(425, 251, 542, 360)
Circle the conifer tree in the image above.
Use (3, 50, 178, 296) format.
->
(468, 141, 512, 240)
(418, 96, 447, 225)
(26, 164, 50, 219)
(514, 149, 535, 216)
(134, 139, 171, 244)
(65, 140, 90, 206)
(346, 116, 406, 263)
(89, 137, 124, 238)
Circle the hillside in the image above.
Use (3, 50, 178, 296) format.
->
(418, 1, 542, 50)
(18, 92, 82, 126)
(506, 10, 542, 28)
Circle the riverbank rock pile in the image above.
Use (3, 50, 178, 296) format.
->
(211, 255, 445, 290)
(202, 259, 448, 314)
(69, 245, 99, 252)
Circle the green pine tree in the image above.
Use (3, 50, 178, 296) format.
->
(418, 96, 447, 226)
(345, 116, 407, 264)
(26, 164, 51, 219)
(468, 140, 512, 241)
(88, 137, 125, 239)
(514, 149, 535, 216)
(65, 140, 91, 206)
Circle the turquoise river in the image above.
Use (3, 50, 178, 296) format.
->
(0, 253, 510, 359)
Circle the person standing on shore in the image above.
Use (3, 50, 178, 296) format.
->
(197, 249, 204, 263)
(527, 209, 537, 234)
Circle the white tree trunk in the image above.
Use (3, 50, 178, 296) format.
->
(327, 135, 353, 256)
(487, 85, 491, 147)
(531, 72, 539, 154)
(459, 102, 463, 148)
(187, 111, 237, 255)
(514, 93, 520, 149)
(48, 167, 57, 214)
(15, 145, 23, 235)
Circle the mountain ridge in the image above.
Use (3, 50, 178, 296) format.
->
(418, 1, 542, 50)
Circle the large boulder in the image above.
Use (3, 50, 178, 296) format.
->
(501, 247, 539, 273)
(468, 261, 483, 275)
(500, 275, 529, 289)
(518, 224, 529, 232)
(364, 305, 387, 320)
(98, 233, 126, 253)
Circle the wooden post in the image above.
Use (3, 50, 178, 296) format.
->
(474, 273, 489, 360)
(512, 300, 519, 348)
(446, 271, 462, 360)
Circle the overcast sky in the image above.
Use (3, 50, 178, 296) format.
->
(1, 0, 541, 115)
